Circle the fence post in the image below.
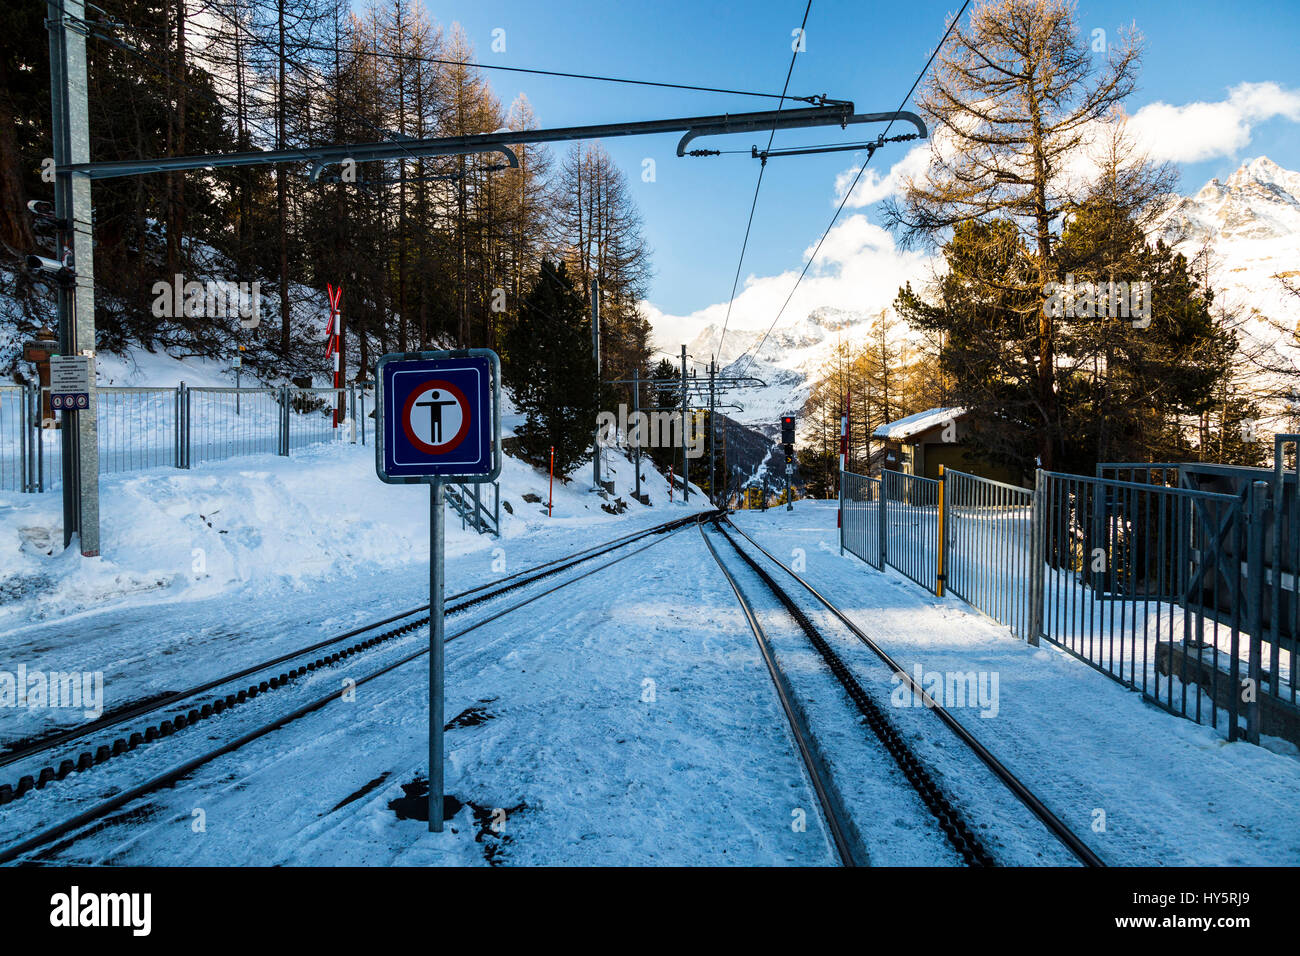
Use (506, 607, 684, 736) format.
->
(937, 465, 947, 597)
(1244, 481, 1268, 745)
(1026, 468, 1046, 647)
(839, 469, 845, 556)
(177, 382, 189, 470)
(20, 384, 30, 493)
(878, 474, 887, 570)
(349, 383, 357, 444)
(280, 386, 290, 456)
(36, 385, 45, 492)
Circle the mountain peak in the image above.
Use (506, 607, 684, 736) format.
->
(1224, 156, 1300, 197)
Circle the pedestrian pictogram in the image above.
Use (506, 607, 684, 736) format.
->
(405, 383, 468, 452)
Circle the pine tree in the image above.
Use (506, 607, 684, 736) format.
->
(503, 260, 599, 478)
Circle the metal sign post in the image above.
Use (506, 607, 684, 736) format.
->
(375, 348, 501, 832)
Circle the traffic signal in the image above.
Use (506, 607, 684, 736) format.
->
(781, 415, 795, 445)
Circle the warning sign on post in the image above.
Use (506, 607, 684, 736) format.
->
(375, 350, 500, 483)
(50, 354, 92, 410)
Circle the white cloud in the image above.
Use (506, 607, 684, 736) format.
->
(834, 140, 933, 208)
(831, 80, 1300, 208)
(643, 214, 932, 360)
(1129, 82, 1300, 164)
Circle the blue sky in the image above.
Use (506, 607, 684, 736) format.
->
(427, 0, 1300, 349)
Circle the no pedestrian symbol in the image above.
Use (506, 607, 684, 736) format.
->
(405, 382, 468, 452)
(374, 348, 501, 837)
(376, 351, 500, 482)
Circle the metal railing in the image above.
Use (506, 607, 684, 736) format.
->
(881, 469, 941, 592)
(13, 382, 367, 490)
(7, 378, 503, 538)
(839, 465, 1271, 744)
(287, 387, 348, 453)
(945, 469, 1034, 639)
(445, 481, 500, 537)
(95, 387, 178, 473)
(0, 386, 33, 492)
(186, 387, 283, 467)
(1039, 471, 1249, 736)
(840, 470, 883, 569)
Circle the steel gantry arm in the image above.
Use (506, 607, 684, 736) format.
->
(60, 103, 887, 180)
(677, 109, 927, 157)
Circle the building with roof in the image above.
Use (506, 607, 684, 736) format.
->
(871, 407, 1020, 485)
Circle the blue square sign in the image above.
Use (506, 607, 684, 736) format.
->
(375, 349, 501, 483)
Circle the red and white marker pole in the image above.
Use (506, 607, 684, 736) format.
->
(326, 284, 343, 428)
(838, 391, 848, 535)
(548, 446, 555, 516)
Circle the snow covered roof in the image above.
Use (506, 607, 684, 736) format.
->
(872, 407, 967, 441)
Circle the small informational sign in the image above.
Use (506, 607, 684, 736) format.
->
(786, 463, 794, 475)
(50, 354, 92, 410)
(376, 350, 500, 483)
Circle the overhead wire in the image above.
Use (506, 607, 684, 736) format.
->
(713, 0, 812, 363)
(734, 0, 973, 378)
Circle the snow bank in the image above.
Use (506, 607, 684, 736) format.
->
(0, 437, 707, 627)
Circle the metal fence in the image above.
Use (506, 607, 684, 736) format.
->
(0, 386, 33, 492)
(881, 469, 942, 592)
(1039, 471, 1249, 737)
(945, 470, 1034, 639)
(187, 387, 284, 466)
(3, 378, 503, 537)
(5, 381, 367, 491)
(840, 465, 1277, 744)
(841, 470, 883, 569)
(95, 387, 178, 473)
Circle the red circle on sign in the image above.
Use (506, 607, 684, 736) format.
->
(401, 379, 471, 455)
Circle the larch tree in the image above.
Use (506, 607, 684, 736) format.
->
(885, 0, 1142, 469)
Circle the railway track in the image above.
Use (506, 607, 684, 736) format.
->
(708, 515, 1105, 868)
(0, 512, 713, 863)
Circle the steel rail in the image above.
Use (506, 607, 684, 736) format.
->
(711, 519, 993, 867)
(0, 512, 716, 789)
(0, 522, 696, 865)
(697, 520, 864, 867)
(723, 517, 1106, 868)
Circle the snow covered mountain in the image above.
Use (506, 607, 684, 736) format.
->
(684, 306, 882, 432)
(1154, 157, 1300, 417)
(655, 156, 1300, 433)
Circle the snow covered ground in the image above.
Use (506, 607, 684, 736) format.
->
(733, 502, 1300, 866)
(3, 446, 1298, 864)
